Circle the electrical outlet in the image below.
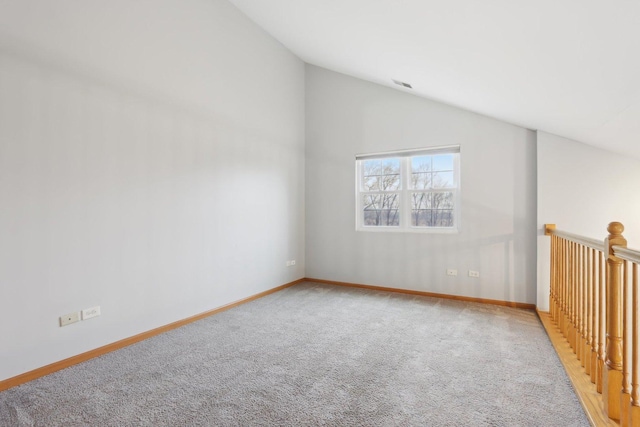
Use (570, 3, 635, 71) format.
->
(60, 312, 80, 327)
(469, 270, 480, 278)
(446, 269, 458, 276)
(291, 260, 296, 266)
(82, 306, 101, 320)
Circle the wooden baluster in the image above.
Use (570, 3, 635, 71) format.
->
(604, 222, 627, 420)
(591, 247, 598, 384)
(598, 250, 606, 394)
(622, 260, 632, 426)
(576, 243, 581, 358)
(578, 245, 587, 368)
(551, 236, 560, 324)
(563, 240, 571, 340)
(556, 236, 561, 322)
(576, 243, 582, 352)
(571, 241, 576, 350)
(585, 245, 592, 375)
(550, 231, 556, 321)
(567, 239, 572, 339)
(575, 243, 584, 366)
(552, 233, 556, 320)
(576, 242, 581, 353)
(563, 239, 568, 338)
(578, 244, 584, 362)
(567, 241, 573, 347)
(567, 241, 572, 344)
(561, 238, 566, 335)
(631, 263, 640, 427)
(544, 224, 558, 321)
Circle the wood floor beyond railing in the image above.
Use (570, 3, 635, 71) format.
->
(538, 309, 618, 427)
(545, 222, 640, 426)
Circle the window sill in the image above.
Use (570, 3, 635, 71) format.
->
(356, 226, 459, 234)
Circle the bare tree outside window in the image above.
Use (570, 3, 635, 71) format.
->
(356, 148, 459, 232)
(362, 158, 400, 226)
(410, 154, 454, 227)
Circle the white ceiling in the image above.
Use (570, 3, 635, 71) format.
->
(229, 0, 640, 159)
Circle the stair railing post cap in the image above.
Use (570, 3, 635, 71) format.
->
(608, 222, 624, 235)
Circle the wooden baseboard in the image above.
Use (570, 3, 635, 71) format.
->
(536, 310, 618, 427)
(0, 278, 305, 392)
(305, 278, 536, 310)
(1, 277, 533, 392)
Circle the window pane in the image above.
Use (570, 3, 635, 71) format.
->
(363, 194, 380, 210)
(382, 158, 400, 174)
(411, 172, 430, 190)
(363, 209, 400, 226)
(431, 192, 454, 209)
(363, 193, 400, 227)
(411, 155, 431, 172)
(411, 192, 454, 227)
(382, 194, 400, 209)
(364, 158, 400, 191)
(433, 210, 454, 227)
(382, 159, 400, 190)
(411, 157, 433, 190)
(364, 210, 381, 226)
(381, 174, 400, 190)
(411, 209, 454, 227)
(432, 154, 454, 171)
(381, 193, 399, 209)
(432, 171, 454, 188)
(381, 209, 400, 226)
(363, 175, 379, 191)
(411, 192, 431, 210)
(411, 209, 432, 226)
(364, 159, 382, 176)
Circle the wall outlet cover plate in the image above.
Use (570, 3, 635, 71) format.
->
(60, 312, 80, 327)
(82, 306, 101, 320)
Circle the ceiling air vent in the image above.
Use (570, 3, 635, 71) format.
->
(392, 79, 412, 89)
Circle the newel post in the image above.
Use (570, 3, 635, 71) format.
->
(603, 221, 627, 420)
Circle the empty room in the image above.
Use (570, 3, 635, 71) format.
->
(2, 0, 640, 425)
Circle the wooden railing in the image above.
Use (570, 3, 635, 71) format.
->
(546, 222, 640, 426)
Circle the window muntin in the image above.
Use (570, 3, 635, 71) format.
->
(356, 147, 460, 232)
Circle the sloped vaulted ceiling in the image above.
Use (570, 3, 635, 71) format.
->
(229, 0, 640, 159)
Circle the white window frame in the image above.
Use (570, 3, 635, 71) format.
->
(355, 145, 461, 233)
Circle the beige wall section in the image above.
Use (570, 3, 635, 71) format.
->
(0, 0, 305, 381)
(304, 65, 537, 305)
(536, 131, 640, 310)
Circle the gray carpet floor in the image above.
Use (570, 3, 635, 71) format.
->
(1, 282, 588, 426)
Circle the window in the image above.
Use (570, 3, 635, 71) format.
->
(356, 146, 460, 232)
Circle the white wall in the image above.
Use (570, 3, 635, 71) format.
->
(0, 0, 305, 382)
(536, 131, 640, 310)
(305, 65, 537, 304)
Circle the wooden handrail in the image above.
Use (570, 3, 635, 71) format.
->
(614, 246, 640, 265)
(546, 226, 605, 252)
